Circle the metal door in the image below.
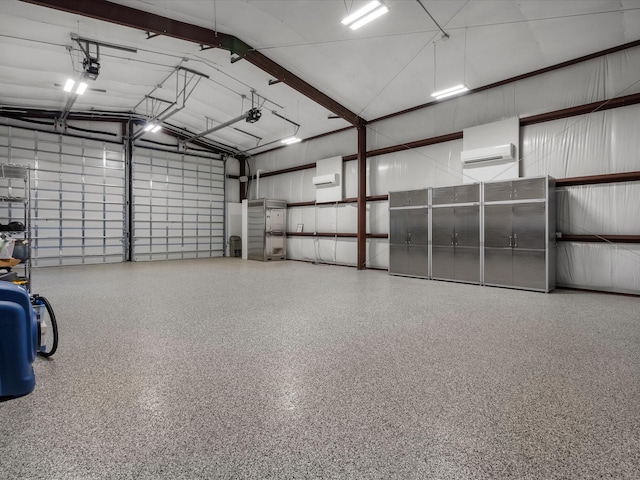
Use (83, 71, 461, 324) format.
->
(389, 191, 408, 208)
(484, 204, 513, 286)
(454, 205, 480, 283)
(389, 210, 408, 246)
(406, 208, 428, 277)
(512, 177, 545, 201)
(432, 207, 454, 279)
(512, 203, 545, 250)
(406, 189, 428, 207)
(267, 209, 285, 232)
(513, 250, 546, 290)
(407, 208, 428, 246)
(484, 181, 513, 202)
(454, 183, 480, 204)
(389, 244, 409, 276)
(406, 245, 429, 278)
(432, 186, 455, 205)
(512, 202, 546, 289)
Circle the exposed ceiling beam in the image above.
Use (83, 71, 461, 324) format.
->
(19, 0, 364, 126)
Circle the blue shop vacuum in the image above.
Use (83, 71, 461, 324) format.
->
(0, 282, 58, 398)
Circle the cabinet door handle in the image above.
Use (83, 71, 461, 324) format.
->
(508, 235, 512, 247)
(454, 233, 458, 245)
(513, 233, 518, 247)
(407, 231, 411, 244)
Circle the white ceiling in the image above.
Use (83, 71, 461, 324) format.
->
(1, 0, 639, 155)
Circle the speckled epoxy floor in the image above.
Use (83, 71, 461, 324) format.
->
(1, 258, 639, 479)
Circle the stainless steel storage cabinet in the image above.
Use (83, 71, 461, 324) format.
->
(388, 189, 429, 278)
(483, 176, 556, 292)
(247, 199, 286, 261)
(431, 183, 481, 284)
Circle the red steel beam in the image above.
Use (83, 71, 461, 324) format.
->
(558, 235, 640, 244)
(557, 171, 640, 187)
(356, 123, 367, 270)
(20, 0, 362, 126)
(286, 232, 388, 239)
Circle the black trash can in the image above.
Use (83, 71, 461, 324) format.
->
(229, 236, 241, 257)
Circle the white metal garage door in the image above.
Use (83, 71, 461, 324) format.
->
(132, 148, 224, 261)
(0, 126, 126, 266)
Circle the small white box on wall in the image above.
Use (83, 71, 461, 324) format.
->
(461, 117, 519, 184)
(314, 156, 342, 203)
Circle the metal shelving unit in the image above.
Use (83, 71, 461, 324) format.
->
(0, 163, 31, 291)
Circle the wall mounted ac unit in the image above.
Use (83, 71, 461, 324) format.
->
(461, 143, 515, 164)
(312, 173, 337, 186)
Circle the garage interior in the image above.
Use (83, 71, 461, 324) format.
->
(1, 0, 639, 478)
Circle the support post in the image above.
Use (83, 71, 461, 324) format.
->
(239, 158, 247, 202)
(124, 120, 134, 261)
(357, 122, 367, 270)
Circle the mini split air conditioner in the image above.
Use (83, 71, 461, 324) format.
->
(312, 173, 337, 186)
(460, 144, 515, 165)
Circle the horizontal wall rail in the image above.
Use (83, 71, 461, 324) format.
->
(556, 171, 640, 187)
(558, 235, 640, 244)
(286, 232, 387, 239)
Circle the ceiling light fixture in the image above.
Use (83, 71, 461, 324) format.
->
(63, 79, 75, 92)
(143, 123, 162, 133)
(281, 136, 301, 145)
(62, 79, 89, 95)
(431, 84, 468, 100)
(75, 82, 89, 95)
(341, 1, 388, 30)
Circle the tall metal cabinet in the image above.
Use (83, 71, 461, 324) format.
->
(483, 176, 555, 292)
(0, 164, 31, 291)
(247, 199, 287, 261)
(431, 184, 481, 284)
(388, 189, 429, 278)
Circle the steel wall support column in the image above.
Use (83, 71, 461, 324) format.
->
(124, 120, 134, 261)
(357, 122, 367, 270)
(239, 158, 247, 202)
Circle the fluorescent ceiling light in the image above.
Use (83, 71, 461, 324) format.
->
(75, 82, 88, 95)
(348, 5, 389, 30)
(341, 1, 388, 30)
(143, 123, 162, 133)
(63, 79, 75, 92)
(431, 84, 468, 100)
(281, 136, 301, 145)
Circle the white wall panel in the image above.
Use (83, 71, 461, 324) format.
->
(285, 237, 388, 269)
(521, 104, 640, 178)
(557, 183, 640, 236)
(367, 238, 389, 269)
(558, 242, 640, 294)
(369, 201, 389, 235)
(369, 141, 465, 196)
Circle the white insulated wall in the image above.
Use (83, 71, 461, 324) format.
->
(248, 47, 640, 293)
